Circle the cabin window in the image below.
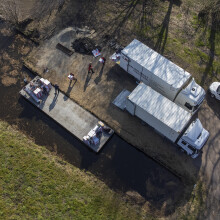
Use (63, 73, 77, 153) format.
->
(184, 102, 193, 110)
(197, 132, 202, 139)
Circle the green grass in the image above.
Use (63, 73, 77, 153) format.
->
(176, 14, 182, 19)
(195, 38, 206, 47)
(191, 14, 199, 27)
(0, 121, 153, 220)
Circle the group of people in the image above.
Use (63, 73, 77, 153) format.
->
(54, 57, 106, 95)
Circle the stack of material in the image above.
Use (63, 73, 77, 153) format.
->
(24, 87, 40, 103)
(110, 52, 121, 64)
(40, 78, 52, 92)
(33, 88, 43, 98)
(72, 37, 101, 55)
(83, 123, 103, 146)
(92, 49, 101, 57)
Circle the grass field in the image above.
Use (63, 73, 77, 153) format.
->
(0, 121, 155, 219)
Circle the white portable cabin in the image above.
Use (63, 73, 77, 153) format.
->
(120, 39, 191, 101)
(126, 83, 192, 142)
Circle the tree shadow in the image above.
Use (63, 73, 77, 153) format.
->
(110, 0, 139, 38)
(91, 0, 182, 51)
(154, 0, 182, 54)
(95, 0, 159, 40)
(200, 12, 217, 87)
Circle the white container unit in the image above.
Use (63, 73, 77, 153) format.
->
(120, 39, 205, 113)
(126, 83, 209, 158)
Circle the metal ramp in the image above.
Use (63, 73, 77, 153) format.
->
(112, 89, 131, 110)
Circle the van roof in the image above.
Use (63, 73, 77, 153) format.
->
(128, 83, 191, 132)
(122, 39, 191, 89)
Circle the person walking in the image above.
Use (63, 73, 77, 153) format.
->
(54, 83, 59, 95)
(88, 62, 94, 74)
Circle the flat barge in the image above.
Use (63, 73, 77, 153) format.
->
(20, 76, 114, 152)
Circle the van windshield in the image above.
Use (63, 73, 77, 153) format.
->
(185, 102, 193, 110)
(197, 132, 202, 139)
(217, 85, 220, 93)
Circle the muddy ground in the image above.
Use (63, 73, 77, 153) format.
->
(1, 0, 220, 219)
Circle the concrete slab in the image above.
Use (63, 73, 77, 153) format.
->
(20, 76, 114, 152)
(112, 89, 131, 110)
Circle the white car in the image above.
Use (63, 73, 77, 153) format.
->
(209, 82, 220, 100)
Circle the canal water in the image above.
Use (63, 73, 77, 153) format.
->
(0, 27, 184, 214)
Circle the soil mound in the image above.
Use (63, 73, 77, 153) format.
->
(72, 37, 101, 55)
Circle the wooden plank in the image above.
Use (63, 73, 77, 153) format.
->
(56, 43, 74, 56)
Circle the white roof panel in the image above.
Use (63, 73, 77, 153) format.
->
(122, 39, 191, 89)
(128, 83, 191, 132)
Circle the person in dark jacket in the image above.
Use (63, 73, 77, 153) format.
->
(54, 83, 59, 95)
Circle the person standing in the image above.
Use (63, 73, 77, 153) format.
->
(88, 62, 94, 74)
(68, 73, 77, 83)
(54, 83, 59, 95)
(100, 57, 106, 66)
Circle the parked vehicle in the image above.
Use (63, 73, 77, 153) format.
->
(125, 83, 209, 158)
(209, 82, 220, 100)
(120, 39, 206, 113)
